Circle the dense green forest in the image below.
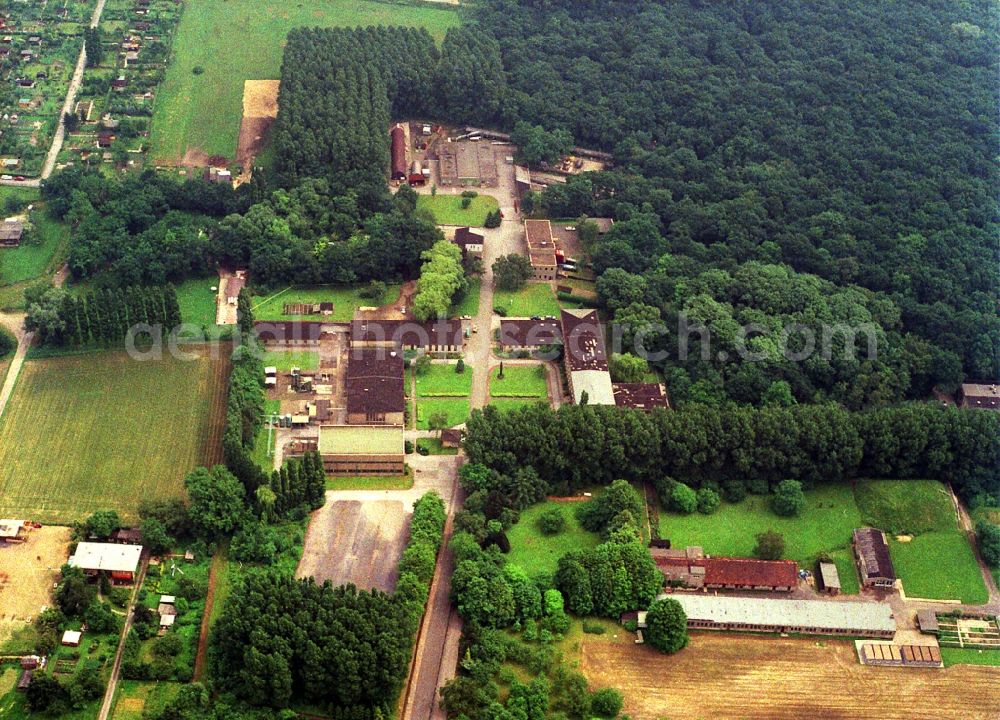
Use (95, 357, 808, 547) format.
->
(476, 0, 998, 397)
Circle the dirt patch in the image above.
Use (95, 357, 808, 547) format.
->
(296, 500, 410, 593)
(179, 148, 212, 167)
(0, 526, 71, 647)
(580, 632, 1000, 720)
(236, 116, 275, 168)
(243, 80, 280, 118)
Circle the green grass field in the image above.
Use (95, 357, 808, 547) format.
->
(253, 283, 401, 322)
(110, 681, 184, 720)
(414, 362, 472, 396)
(659, 485, 864, 592)
(855, 478, 955, 535)
(173, 276, 221, 326)
(0, 210, 69, 286)
(494, 283, 561, 318)
(490, 364, 547, 397)
(150, 0, 460, 162)
(262, 350, 319, 372)
(939, 647, 1000, 667)
(325, 469, 414, 491)
(507, 501, 602, 578)
(0, 349, 228, 523)
(416, 397, 469, 430)
(416, 194, 499, 227)
(891, 531, 988, 604)
(450, 277, 481, 317)
(251, 400, 281, 472)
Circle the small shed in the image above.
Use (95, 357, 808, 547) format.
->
(818, 562, 841, 595)
(440, 428, 462, 448)
(17, 669, 32, 691)
(61, 630, 82, 647)
(917, 610, 939, 635)
(159, 613, 176, 629)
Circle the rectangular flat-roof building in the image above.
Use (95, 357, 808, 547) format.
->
(350, 319, 463, 353)
(643, 593, 896, 639)
(0, 519, 27, 543)
(438, 141, 497, 187)
(68, 542, 143, 582)
(853, 527, 896, 588)
(818, 561, 841, 595)
(524, 220, 557, 281)
(612, 383, 669, 412)
(254, 320, 326, 346)
(318, 424, 405, 476)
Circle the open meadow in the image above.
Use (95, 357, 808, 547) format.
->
(149, 0, 460, 163)
(0, 348, 229, 523)
(506, 500, 601, 578)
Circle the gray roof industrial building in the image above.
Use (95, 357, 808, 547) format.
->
(641, 593, 896, 638)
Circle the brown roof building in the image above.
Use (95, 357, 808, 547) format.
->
(452, 227, 484, 259)
(612, 383, 669, 411)
(958, 383, 999, 410)
(350, 319, 462, 353)
(498, 318, 562, 351)
(440, 428, 463, 448)
(346, 348, 405, 425)
(853, 527, 896, 588)
(654, 547, 798, 592)
(254, 321, 326, 346)
(524, 219, 557, 281)
(438, 141, 497, 187)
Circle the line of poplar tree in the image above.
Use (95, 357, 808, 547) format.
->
(58, 285, 181, 346)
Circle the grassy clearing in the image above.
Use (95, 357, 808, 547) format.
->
(855, 478, 955, 534)
(659, 485, 863, 570)
(326, 469, 414, 491)
(940, 647, 1000, 667)
(507, 500, 602, 578)
(416, 194, 499, 227)
(261, 350, 320, 372)
(172, 276, 226, 330)
(250, 400, 281, 472)
(416, 397, 469, 429)
(891, 532, 988, 604)
(450, 277, 481, 317)
(0, 210, 69, 286)
(253, 283, 401, 322)
(110, 681, 183, 720)
(494, 283, 561, 318)
(490, 364, 547, 397)
(0, 349, 228, 523)
(414, 362, 472, 396)
(150, 0, 460, 162)
(416, 437, 458, 456)
(824, 547, 862, 595)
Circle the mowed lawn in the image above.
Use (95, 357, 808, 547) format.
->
(414, 363, 471, 396)
(416, 398, 469, 430)
(0, 350, 228, 524)
(253, 284, 401, 323)
(0, 211, 69, 286)
(450, 278, 481, 317)
(416, 194, 499, 227)
(507, 501, 601, 578)
(150, 0, 460, 162)
(494, 283, 561, 318)
(489, 364, 547, 397)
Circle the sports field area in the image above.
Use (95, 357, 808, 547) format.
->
(149, 0, 460, 163)
(0, 349, 229, 523)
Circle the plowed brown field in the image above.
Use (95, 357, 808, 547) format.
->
(580, 633, 1000, 720)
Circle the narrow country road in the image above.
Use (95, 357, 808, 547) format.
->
(0, 0, 109, 188)
(97, 555, 149, 720)
(0, 329, 31, 420)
